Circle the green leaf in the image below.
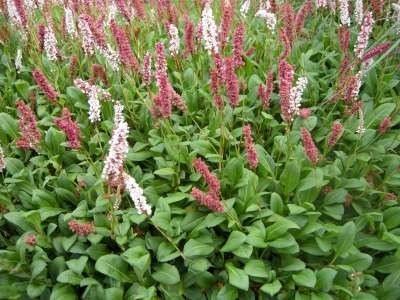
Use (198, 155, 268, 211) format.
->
(244, 259, 269, 278)
(266, 220, 299, 241)
(66, 256, 88, 274)
(281, 256, 306, 272)
(4, 157, 24, 175)
(376, 256, 400, 274)
(340, 252, 372, 272)
(334, 221, 357, 259)
(216, 284, 238, 300)
(221, 231, 247, 252)
(292, 268, 316, 288)
(45, 127, 65, 155)
(151, 263, 180, 285)
(31, 259, 47, 278)
(50, 284, 77, 300)
(223, 158, 244, 186)
(0, 113, 18, 138)
(260, 280, 282, 296)
(104, 288, 123, 300)
(95, 254, 133, 282)
(225, 262, 249, 291)
(383, 207, 400, 230)
(298, 168, 327, 192)
(27, 282, 46, 298)
(316, 268, 337, 292)
(183, 239, 214, 257)
(365, 103, 396, 127)
(122, 246, 151, 278)
(14, 80, 30, 99)
(280, 160, 301, 193)
(156, 241, 180, 262)
(57, 270, 83, 285)
(154, 168, 175, 176)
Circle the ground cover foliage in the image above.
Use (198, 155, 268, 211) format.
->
(0, 0, 399, 299)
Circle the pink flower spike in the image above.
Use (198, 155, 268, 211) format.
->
(327, 121, 344, 147)
(243, 124, 259, 169)
(32, 69, 58, 103)
(299, 108, 311, 119)
(379, 116, 391, 134)
(233, 22, 245, 67)
(278, 60, 294, 122)
(15, 100, 41, 151)
(224, 56, 239, 107)
(24, 234, 36, 246)
(193, 157, 220, 194)
(54, 108, 81, 149)
(191, 187, 224, 212)
(300, 127, 319, 164)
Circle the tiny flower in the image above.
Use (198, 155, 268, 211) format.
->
(385, 192, 397, 201)
(32, 69, 59, 103)
(69, 55, 78, 79)
(115, 0, 132, 21)
(327, 121, 344, 147)
(378, 116, 391, 134)
(300, 127, 319, 164)
(24, 234, 36, 246)
(54, 107, 81, 149)
(356, 109, 366, 135)
(243, 124, 259, 169)
(133, 0, 145, 19)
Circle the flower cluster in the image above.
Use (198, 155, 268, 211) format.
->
(240, 0, 250, 17)
(24, 234, 36, 246)
(201, 0, 218, 53)
(278, 60, 294, 122)
(15, 48, 22, 72)
(219, 0, 233, 48)
(339, 0, 350, 26)
(255, 2, 277, 32)
(258, 71, 273, 110)
(74, 78, 111, 122)
(300, 127, 319, 164)
(243, 124, 258, 169)
(354, 0, 363, 25)
(191, 157, 223, 212)
(379, 116, 391, 134)
(0, 145, 5, 172)
(233, 23, 245, 67)
(32, 69, 58, 103)
(102, 102, 129, 188)
(44, 25, 59, 61)
(327, 121, 344, 147)
(68, 219, 94, 236)
(64, 6, 76, 37)
(183, 14, 195, 57)
(15, 100, 41, 150)
(224, 56, 239, 107)
(110, 20, 138, 71)
(354, 11, 374, 59)
(288, 76, 308, 119)
(54, 108, 81, 149)
(168, 23, 180, 56)
(123, 173, 152, 215)
(142, 51, 152, 86)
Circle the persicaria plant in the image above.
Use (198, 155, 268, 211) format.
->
(0, 1, 399, 299)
